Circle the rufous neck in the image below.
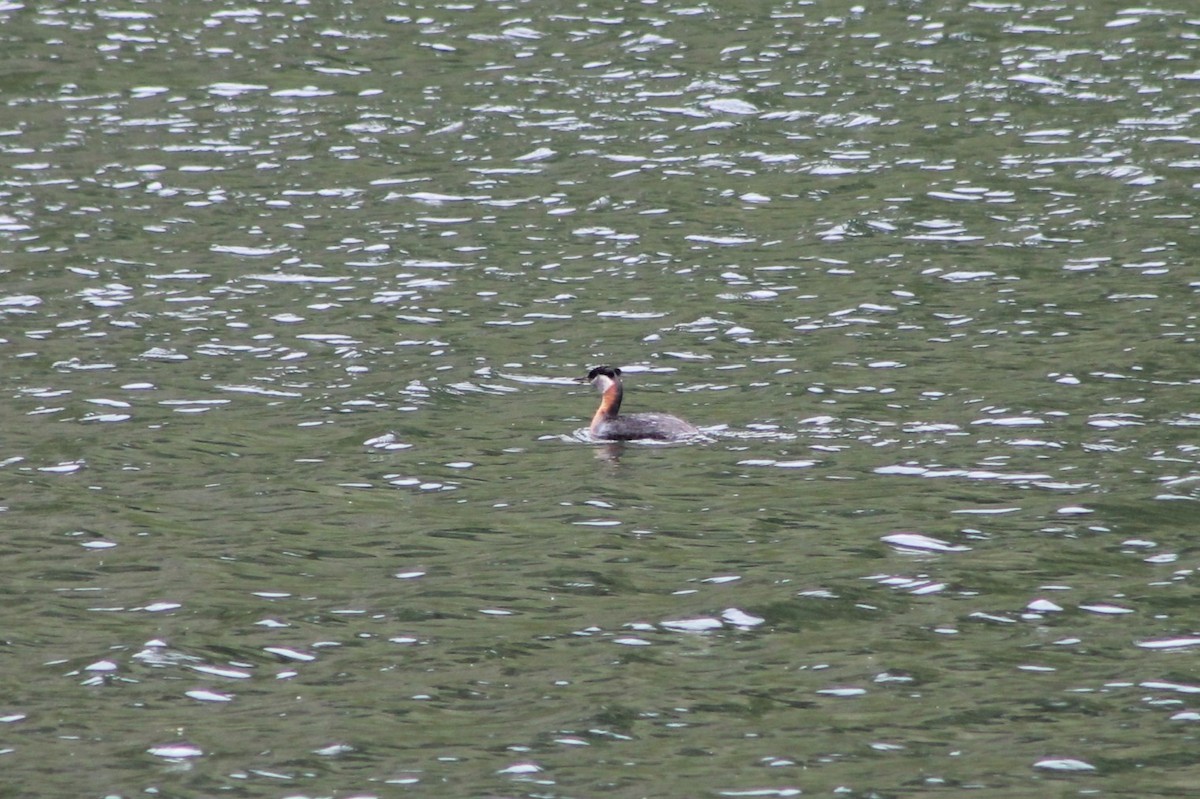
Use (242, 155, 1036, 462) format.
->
(596, 381, 622, 419)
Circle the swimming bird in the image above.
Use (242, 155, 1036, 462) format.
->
(576, 366, 700, 441)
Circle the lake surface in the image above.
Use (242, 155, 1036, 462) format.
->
(2, 1, 1198, 796)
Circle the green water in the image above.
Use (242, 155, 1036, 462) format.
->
(1, 1, 1197, 796)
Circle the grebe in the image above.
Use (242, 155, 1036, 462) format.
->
(576, 366, 700, 442)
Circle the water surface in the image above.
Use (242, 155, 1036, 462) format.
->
(2, 1, 1198, 796)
